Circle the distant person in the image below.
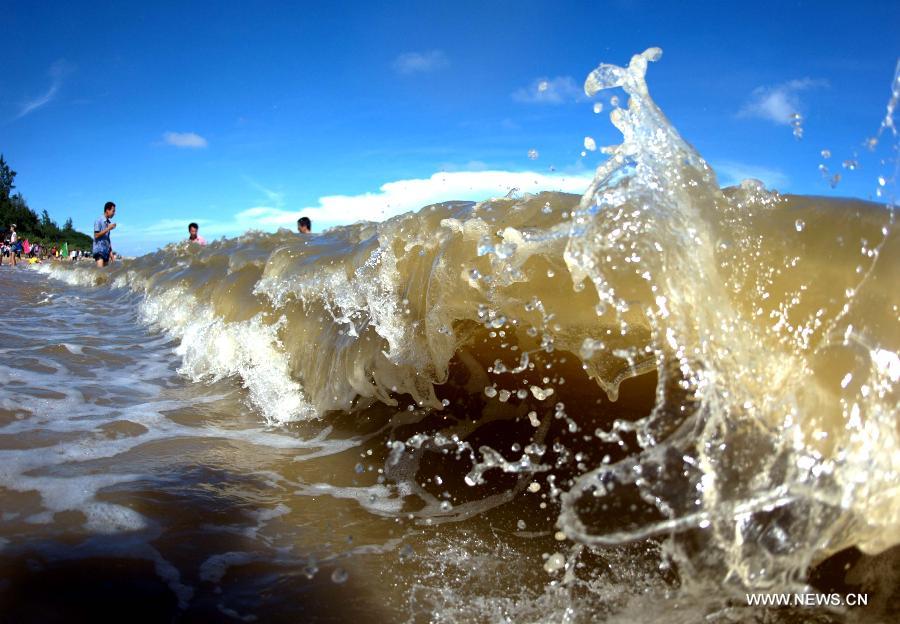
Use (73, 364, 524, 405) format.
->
(93, 201, 117, 267)
(187, 222, 207, 245)
(297, 217, 311, 234)
(6, 224, 17, 266)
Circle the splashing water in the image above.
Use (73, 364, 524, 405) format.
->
(559, 48, 897, 592)
(9, 48, 898, 621)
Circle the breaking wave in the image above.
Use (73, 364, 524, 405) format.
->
(37, 48, 898, 601)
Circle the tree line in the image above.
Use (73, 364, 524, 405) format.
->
(0, 154, 93, 249)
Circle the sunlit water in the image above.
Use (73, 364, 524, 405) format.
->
(1, 50, 897, 623)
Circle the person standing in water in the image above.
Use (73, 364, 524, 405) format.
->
(2, 224, 16, 266)
(187, 222, 207, 245)
(93, 202, 117, 267)
(297, 217, 311, 234)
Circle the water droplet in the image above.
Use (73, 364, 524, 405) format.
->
(537, 80, 549, 92)
(517, 519, 526, 530)
(354, 463, 365, 474)
(610, 95, 619, 107)
(484, 386, 498, 398)
(544, 552, 566, 573)
(530, 385, 555, 400)
(331, 568, 349, 584)
(440, 500, 452, 511)
(842, 159, 858, 171)
(584, 136, 597, 152)
(494, 242, 517, 259)
(593, 102, 603, 114)
(877, 176, 886, 186)
(527, 148, 539, 160)
(820, 149, 832, 159)
(528, 482, 541, 493)
(488, 315, 506, 328)
(302, 557, 319, 579)
(790, 113, 804, 139)
(795, 219, 806, 232)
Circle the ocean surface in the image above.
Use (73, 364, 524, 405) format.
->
(0, 49, 897, 623)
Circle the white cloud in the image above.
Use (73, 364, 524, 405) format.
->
(162, 131, 208, 148)
(512, 76, 585, 105)
(273, 169, 593, 227)
(135, 169, 594, 243)
(713, 160, 789, 190)
(737, 78, 827, 125)
(392, 50, 450, 75)
(15, 60, 71, 120)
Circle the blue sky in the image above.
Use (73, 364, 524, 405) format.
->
(1, 0, 897, 255)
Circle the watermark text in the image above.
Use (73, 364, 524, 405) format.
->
(746, 593, 868, 608)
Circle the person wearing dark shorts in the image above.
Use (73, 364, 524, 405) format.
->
(93, 202, 117, 267)
(4, 224, 18, 266)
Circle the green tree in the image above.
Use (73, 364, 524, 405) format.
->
(0, 154, 92, 249)
(0, 155, 16, 201)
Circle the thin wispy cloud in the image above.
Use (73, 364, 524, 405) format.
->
(15, 60, 72, 120)
(392, 50, 450, 75)
(162, 131, 208, 148)
(438, 160, 490, 172)
(737, 78, 828, 125)
(243, 176, 285, 208)
(512, 76, 585, 105)
(138, 218, 205, 236)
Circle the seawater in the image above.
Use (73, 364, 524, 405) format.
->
(0, 49, 897, 622)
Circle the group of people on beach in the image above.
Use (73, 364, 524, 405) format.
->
(1, 224, 77, 266)
(1, 231, 91, 266)
(3, 202, 314, 269)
